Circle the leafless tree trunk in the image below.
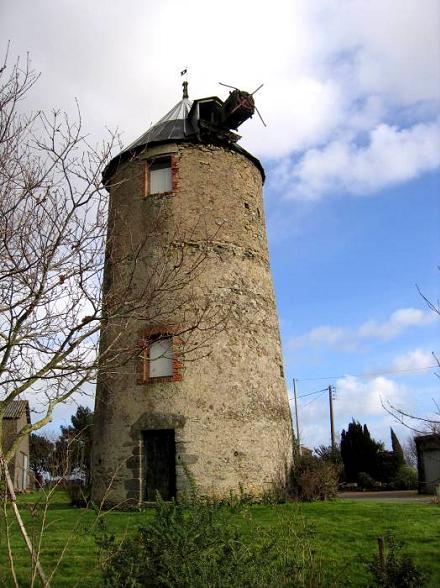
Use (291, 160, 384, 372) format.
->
(1, 453, 49, 585)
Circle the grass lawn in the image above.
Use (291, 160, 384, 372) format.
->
(0, 492, 439, 587)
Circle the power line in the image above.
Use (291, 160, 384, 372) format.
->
(288, 387, 327, 401)
(295, 364, 438, 382)
(302, 389, 327, 408)
(298, 387, 328, 399)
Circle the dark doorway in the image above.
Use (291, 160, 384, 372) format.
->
(143, 429, 176, 501)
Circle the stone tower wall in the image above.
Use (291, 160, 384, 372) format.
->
(92, 143, 293, 504)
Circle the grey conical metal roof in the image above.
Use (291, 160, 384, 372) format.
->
(124, 97, 194, 151)
(103, 87, 265, 185)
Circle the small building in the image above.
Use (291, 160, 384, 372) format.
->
(415, 433, 440, 494)
(2, 400, 31, 492)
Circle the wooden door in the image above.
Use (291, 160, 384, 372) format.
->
(143, 429, 176, 501)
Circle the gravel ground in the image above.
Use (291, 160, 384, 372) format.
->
(338, 490, 434, 503)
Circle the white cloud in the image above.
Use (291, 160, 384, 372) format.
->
(335, 375, 404, 417)
(291, 307, 438, 349)
(340, 0, 440, 105)
(278, 120, 440, 199)
(293, 374, 410, 449)
(244, 77, 343, 159)
(359, 307, 439, 340)
(1, 0, 439, 198)
(392, 348, 436, 371)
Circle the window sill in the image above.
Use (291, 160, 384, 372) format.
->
(137, 374, 183, 385)
(143, 190, 174, 199)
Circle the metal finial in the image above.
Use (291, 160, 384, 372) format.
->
(182, 80, 189, 99)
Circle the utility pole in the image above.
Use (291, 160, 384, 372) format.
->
(293, 378, 301, 456)
(328, 385, 336, 450)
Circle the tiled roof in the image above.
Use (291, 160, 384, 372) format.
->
(3, 400, 30, 422)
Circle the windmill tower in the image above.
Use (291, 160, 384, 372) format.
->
(91, 82, 293, 505)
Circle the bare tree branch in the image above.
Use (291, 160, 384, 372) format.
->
(1, 49, 233, 460)
(383, 276, 439, 435)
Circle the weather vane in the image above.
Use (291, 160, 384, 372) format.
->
(180, 67, 189, 98)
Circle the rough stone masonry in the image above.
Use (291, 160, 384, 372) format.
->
(91, 100, 294, 506)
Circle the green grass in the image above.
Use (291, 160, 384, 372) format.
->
(1, 492, 439, 587)
(248, 500, 440, 586)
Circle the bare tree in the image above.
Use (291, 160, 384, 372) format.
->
(0, 51, 229, 585)
(0, 49, 227, 464)
(403, 436, 417, 468)
(0, 49, 121, 584)
(0, 52, 117, 459)
(383, 279, 439, 435)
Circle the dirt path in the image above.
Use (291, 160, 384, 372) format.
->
(338, 490, 433, 503)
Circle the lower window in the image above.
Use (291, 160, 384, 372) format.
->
(139, 329, 183, 384)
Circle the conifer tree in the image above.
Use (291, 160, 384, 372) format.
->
(29, 434, 55, 478)
(340, 420, 381, 482)
(390, 428, 405, 467)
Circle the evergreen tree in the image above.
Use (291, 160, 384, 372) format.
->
(30, 434, 55, 477)
(340, 420, 381, 482)
(390, 428, 405, 466)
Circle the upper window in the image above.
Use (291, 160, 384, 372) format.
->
(146, 157, 172, 196)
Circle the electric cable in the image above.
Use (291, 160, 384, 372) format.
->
(294, 364, 438, 383)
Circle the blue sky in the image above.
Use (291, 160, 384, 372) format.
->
(2, 0, 439, 450)
(269, 166, 439, 449)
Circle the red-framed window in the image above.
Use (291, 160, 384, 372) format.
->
(144, 155, 178, 197)
(138, 327, 184, 384)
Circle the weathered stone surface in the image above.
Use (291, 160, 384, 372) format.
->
(91, 142, 293, 505)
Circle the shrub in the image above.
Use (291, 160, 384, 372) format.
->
(97, 493, 328, 587)
(367, 534, 429, 587)
(66, 480, 89, 507)
(357, 471, 375, 490)
(390, 466, 418, 490)
(292, 454, 339, 501)
(375, 451, 400, 483)
(314, 444, 343, 468)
